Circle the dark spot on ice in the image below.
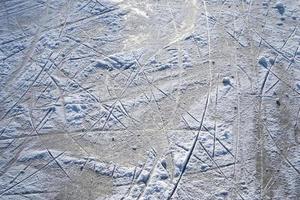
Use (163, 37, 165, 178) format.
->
(71, 105, 80, 112)
(216, 191, 229, 197)
(138, 173, 149, 183)
(296, 83, 300, 90)
(157, 64, 171, 71)
(275, 2, 285, 15)
(276, 98, 281, 106)
(161, 160, 167, 169)
(241, 185, 248, 190)
(200, 164, 209, 171)
(280, 17, 285, 21)
(70, 82, 79, 89)
(24, 151, 48, 161)
(291, 58, 295, 63)
(150, 59, 157, 64)
(185, 35, 193, 40)
(63, 160, 71, 165)
(220, 191, 228, 196)
(269, 58, 275, 65)
(221, 131, 230, 140)
(160, 173, 169, 180)
(258, 56, 268, 68)
(216, 149, 228, 156)
(292, 16, 297, 20)
(222, 77, 231, 86)
(94, 61, 113, 71)
(112, 137, 115, 141)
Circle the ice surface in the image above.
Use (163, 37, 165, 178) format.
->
(0, 0, 300, 199)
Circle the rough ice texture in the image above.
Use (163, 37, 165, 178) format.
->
(0, 0, 300, 199)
